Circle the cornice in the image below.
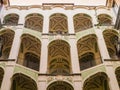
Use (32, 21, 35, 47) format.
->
(5, 4, 110, 10)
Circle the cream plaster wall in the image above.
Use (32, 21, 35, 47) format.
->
(9, 0, 107, 6)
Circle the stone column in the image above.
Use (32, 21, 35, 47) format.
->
(43, 14, 49, 34)
(73, 75, 82, 90)
(18, 14, 25, 25)
(95, 28, 110, 62)
(69, 35, 80, 73)
(38, 76, 47, 90)
(105, 61, 119, 90)
(0, 5, 5, 23)
(39, 35, 49, 73)
(91, 10, 98, 26)
(1, 61, 15, 90)
(67, 14, 75, 34)
(8, 26, 23, 61)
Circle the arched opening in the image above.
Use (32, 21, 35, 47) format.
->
(79, 52, 96, 70)
(98, 14, 112, 26)
(24, 52, 40, 71)
(0, 67, 4, 88)
(83, 72, 110, 90)
(115, 67, 120, 87)
(17, 34, 41, 71)
(47, 81, 74, 90)
(49, 13, 68, 34)
(0, 30, 14, 59)
(73, 13, 93, 32)
(3, 13, 19, 25)
(103, 30, 118, 59)
(77, 35, 102, 70)
(11, 73, 37, 90)
(24, 13, 43, 32)
(48, 40, 71, 75)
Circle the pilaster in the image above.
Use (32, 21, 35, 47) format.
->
(39, 35, 49, 73)
(1, 61, 15, 90)
(95, 28, 110, 62)
(104, 60, 119, 90)
(73, 75, 82, 90)
(67, 13, 75, 34)
(69, 35, 80, 73)
(38, 76, 47, 90)
(8, 25, 23, 61)
(43, 14, 49, 34)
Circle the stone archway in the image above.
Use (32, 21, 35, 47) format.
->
(83, 72, 110, 90)
(3, 13, 19, 25)
(48, 40, 71, 75)
(47, 81, 74, 90)
(77, 34, 102, 70)
(73, 13, 93, 32)
(17, 34, 41, 71)
(103, 30, 118, 59)
(11, 73, 37, 90)
(49, 13, 68, 34)
(24, 13, 43, 32)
